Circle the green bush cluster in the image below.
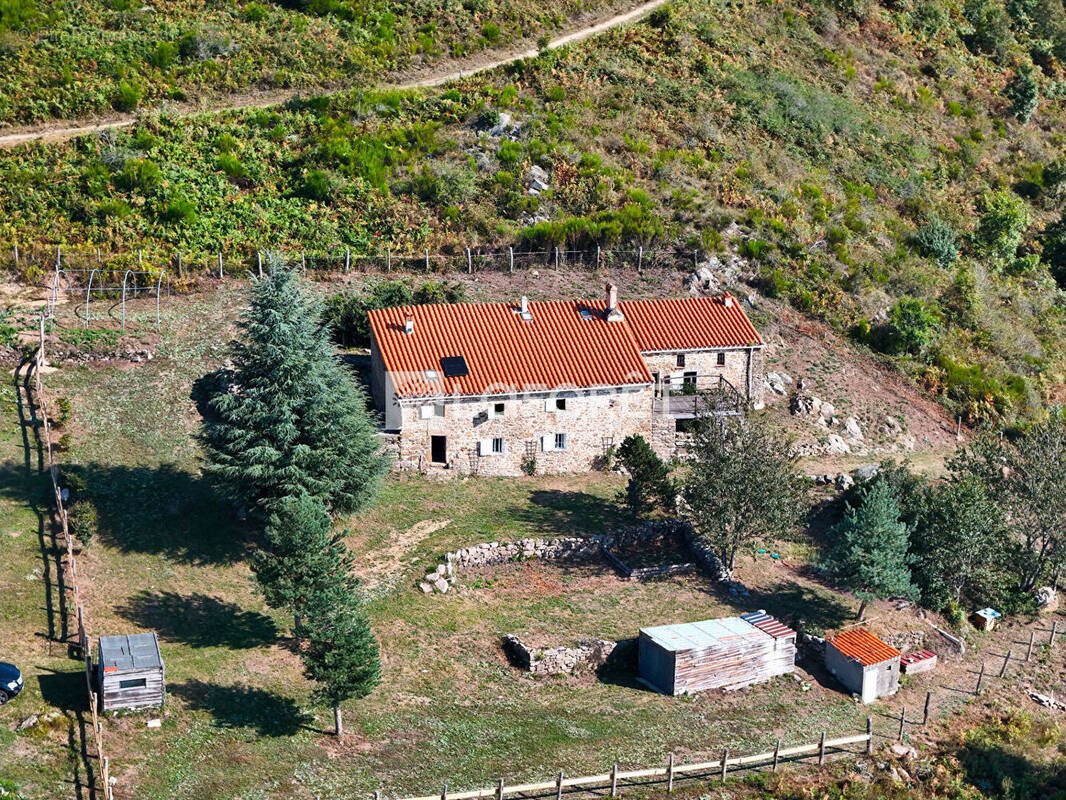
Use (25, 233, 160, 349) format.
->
(324, 279, 466, 347)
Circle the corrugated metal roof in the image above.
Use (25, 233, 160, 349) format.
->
(739, 610, 796, 639)
(621, 294, 763, 352)
(368, 292, 763, 400)
(827, 628, 901, 666)
(900, 649, 937, 667)
(641, 617, 768, 652)
(98, 633, 163, 672)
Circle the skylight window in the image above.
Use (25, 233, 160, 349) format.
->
(440, 356, 470, 378)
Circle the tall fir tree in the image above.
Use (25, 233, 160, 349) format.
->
(820, 481, 916, 619)
(251, 491, 357, 629)
(200, 258, 389, 520)
(300, 592, 382, 737)
(615, 434, 675, 517)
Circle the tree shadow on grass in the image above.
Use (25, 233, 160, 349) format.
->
(36, 669, 90, 713)
(63, 461, 248, 565)
(710, 579, 856, 634)
(169, 680, 314, 737)
(958, 740, 1066, 798)
(508, 490, 627, 537)
(115, 591, 277, 649)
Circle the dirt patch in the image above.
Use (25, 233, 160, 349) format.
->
(358, 518, 451, 583)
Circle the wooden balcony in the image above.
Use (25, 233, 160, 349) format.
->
(651, 379, 744, 419)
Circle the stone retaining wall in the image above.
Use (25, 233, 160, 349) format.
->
(420, 519, 728, 593)
(503, 634, 622, 675)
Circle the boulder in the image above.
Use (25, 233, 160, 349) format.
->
(1035, 586, 1059, 612)
(819, 402, 836, 422)
(433, 577, 450, 594)
(765, 372, 790, 396)
(790, 393, 821, 417)
(419, 582, 435, 594)
(826, 435, 851, 455)
(843, 417, 863, 439)
(852, 463, 880, 482)
(835, 472, 854, 490)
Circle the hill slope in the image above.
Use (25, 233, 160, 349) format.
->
(1, 0, 1066, 425)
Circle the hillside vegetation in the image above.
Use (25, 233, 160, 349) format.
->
(2, 0, 1066, 425)
(0, 0, 622, 123)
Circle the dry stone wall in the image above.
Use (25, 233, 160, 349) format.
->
(503, 635, 621, 675)
(420, 519, 727, 593)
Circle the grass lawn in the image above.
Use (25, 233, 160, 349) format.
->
(0, 287, 956, 798)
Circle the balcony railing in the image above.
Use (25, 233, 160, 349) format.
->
(652, 377, 744, 418)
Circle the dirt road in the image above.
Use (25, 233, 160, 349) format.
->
(0, 0, 667, 150)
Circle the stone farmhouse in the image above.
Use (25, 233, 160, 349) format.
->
(367, 284, 765, 475)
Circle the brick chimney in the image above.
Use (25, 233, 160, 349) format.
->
(404, 315, 414, 334)
(605, 283, 623, 322)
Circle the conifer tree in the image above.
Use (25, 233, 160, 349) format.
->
(200, 258, 388, 520)
(616, 434, 675, 517)
(820, 481, 916, 619)
(251, 491, 356, 628)
(300, 592, 381, 737)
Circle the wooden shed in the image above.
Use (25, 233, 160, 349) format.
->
(825, 628, 901, 703)
(638, 611, 796, 695)
(96, 633, 165, 712)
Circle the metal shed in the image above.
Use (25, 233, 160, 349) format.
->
(96, 633, 165, 712)
(824, 628, 901, 703)
(638, 612, 796, 695)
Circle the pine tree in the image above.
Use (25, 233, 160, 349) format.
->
(300, 592, 381, 737)
(820, 481, 916, 619)
(251, 491, 356, 629)
(200, 258, 389, 520)
(616, 434, 675, 517)
(682, 415, 804, 575)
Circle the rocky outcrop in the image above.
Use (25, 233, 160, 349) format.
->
(883, 630, 927, 653)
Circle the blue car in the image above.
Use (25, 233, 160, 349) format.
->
(0, 662, 23, 704)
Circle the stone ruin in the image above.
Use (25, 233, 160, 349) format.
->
(503, 634, 626, 676)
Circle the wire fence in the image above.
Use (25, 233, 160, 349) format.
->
(3, 243, 707, 281)
(25, 314, 117, 800)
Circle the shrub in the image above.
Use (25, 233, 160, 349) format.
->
(520, 454, 537, 475)
(178, 29, 235, 62)
(1041, 212, 1066, 285)
(299, 169, 333, 201)
(481, 22, 500, 43)
(217, 153, 248, 181)
(963, 0, 1014, 61)
(148, 41, 178, 69)
(52, 396, 72, 428)
(616, 435, 675, 517)
(914, 215, 959, 267)
(1004, 64, 1039, 122)
(163, 196, 197, 225)
(974, 190, 1030, 262)
(117, 158, 161, 193)
(242, 2, 269, 21)
(67, 501, 98, 548)
(648, 5, 672, 27)
(111, 81, 141, 112)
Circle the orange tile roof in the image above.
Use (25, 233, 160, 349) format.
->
(369, 292, 763, 400)
(828, 628, 902, 666)
(621, 295, 763, 352)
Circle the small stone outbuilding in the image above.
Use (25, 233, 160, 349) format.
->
(825, 628, 901, 703)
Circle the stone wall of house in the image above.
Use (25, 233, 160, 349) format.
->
(394, 386, 656, 475)
(642, 346, 762, 406)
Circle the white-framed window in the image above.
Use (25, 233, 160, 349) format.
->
(419, 403, 446, 419)
(492, 437, 505, 454)
(545, 397, 568, 412)
(555, 432, 568, 450)
(479, 437, 506, 456)
(490, 401, 506, 418)
(541, 433, 566, 452)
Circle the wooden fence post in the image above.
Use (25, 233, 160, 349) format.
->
(425, 249, 430, 271)
(138, 249, 142, 267)
(555, 771, 563, 800)
(218, 252, 223, 279)
(257, 251, 263, 277)
(56, 244, 61, 268)
(866, 717, 874, 755)
(375, 791, 382, 800)
(818, 731, 826, 764)
(387, 248, 391, 272)
(1027, 631, 1036, 661)
(922, 691, 932, 726)
(898, 706, 906, 741)
(721, 748, 729, 782)
(440, 783, 446, 800)
(301, 254, 306, 273)
(508, 246, 514, 273)
(466, 247, 472, 274)
(610, 763, 618, 797)
(12, 242, 18, 267)
(1001, 649, 1012, 677)
(496, 778, 503, 800)
(554, 246, 559, 270)
(772, 738, 781, 772)
(345, 247, 350, 273)
(976, 662, 986, 695)
(177, 251, 183, 279)
(1050, 620, 1058, 646)
(96, 247, 101, 264)
(693, 248, 698, 267)
(596, 245, 600, 267)
(667, 753, 674, 793)
(637, 245, 642, 270)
